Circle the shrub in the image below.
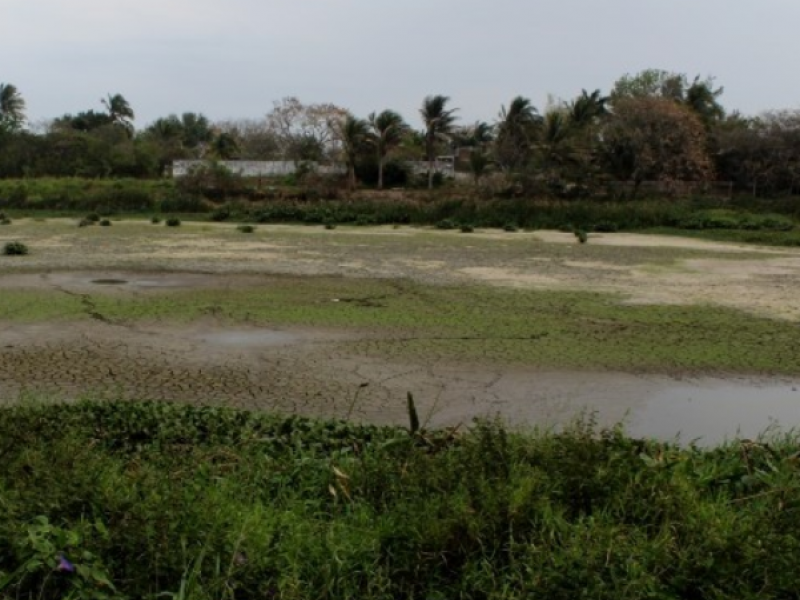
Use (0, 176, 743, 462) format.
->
(460, 224, 475, 233)
(324, 221, 337, 230)
(236, 224, 255, 233)
(1, 218, 11, 225)
(78, 218, 92, 227)
(436, 218, 457, 230)
(210, 206, 231, 222)
(503, 222, 518, 232)
(99, 219, 112, 226)
(3, 241, 29, 255)
(150, 215, 161, 224)
(165, 217, 181, 227)
(85, 213, 100, 223)
(593, 220, 619, 232)
(575, 229, 588, 244)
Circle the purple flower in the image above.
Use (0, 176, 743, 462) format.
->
(56, 554, 75, 573)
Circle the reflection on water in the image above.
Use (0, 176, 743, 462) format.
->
(200, 330, 301, 347)
(629, 382, 800, 444)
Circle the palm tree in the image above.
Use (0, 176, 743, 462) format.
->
(568, 89, 609, 129)
(368, 109, 408, 189)
(0, 83, 26, 132)
(685, 77, 725, 127)
(336, 113, 370, 189)
(102, 93, 135, 134)
(495, 96, 540, 172)
(420, 95, 458, 189)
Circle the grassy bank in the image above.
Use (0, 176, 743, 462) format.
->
(0, 400, 799, 599)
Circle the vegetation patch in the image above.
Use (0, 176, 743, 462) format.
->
(3, 279, 798, 374)
(0, 399, 799, 599)
(3, 241, 28, 256)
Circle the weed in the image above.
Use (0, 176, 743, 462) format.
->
(3, 241, 28, 255)
(99, 219, 112, 226)
(165, 217, 181, 227)
(236, 224, 255, 233)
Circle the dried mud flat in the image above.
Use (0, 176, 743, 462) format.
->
(2, 220, 800, 434)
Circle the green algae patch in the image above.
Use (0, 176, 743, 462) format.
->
(3, 275, 799, 375)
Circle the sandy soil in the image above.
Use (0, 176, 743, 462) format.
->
(2, 221, 800, 434)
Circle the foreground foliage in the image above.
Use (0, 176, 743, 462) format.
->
(0, 400, 799, 599)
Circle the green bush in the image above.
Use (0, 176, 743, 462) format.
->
(436, 218, 457, 230)
(150, 215, 161, 224)
(3, 241, 29, 255)
(99, 219, 112, 226)
(236, 224, 255, 233)
(165, 217, 181, 227)
(1, 401, 800, 599)
(460, 223, 475, 233)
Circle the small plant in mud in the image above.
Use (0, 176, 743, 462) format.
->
(574, 229, 588, 244)
(460, 223, 475, 233)
(324, 220, 337, 230)
(99, 219, 112, 226)
(165, 217, 181, 227)
(150, 215, 161, 224)
(3, 241, 29, 255)
(236, 224, 255, 233)
(436, 218, 456, 230)
(77, 218, 92, 227)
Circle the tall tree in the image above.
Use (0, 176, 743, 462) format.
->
(494, 96, 541, 173)
(420, 95, 458, 189)
(0, 83, 26, 133)
(600, 96, 713, 197)
(368, 109, 408, 189)
(335, 113, 370, 189)
(102, 93, 135, 134)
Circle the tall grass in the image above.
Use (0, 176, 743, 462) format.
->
(1, 399, 799, 599)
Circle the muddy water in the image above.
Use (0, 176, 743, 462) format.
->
(627, 380, 800, 444)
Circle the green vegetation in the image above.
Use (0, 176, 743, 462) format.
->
(2, 241, 28, 255)
(1, 399, 799, 599)
(1, 279, 798, 374)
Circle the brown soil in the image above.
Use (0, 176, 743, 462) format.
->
(2, 222, 800, 430)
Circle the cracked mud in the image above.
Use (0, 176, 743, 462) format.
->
(2, 220, 800, 438)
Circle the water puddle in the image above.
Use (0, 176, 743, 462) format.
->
(91, 279, 128, 285)
(628, 381, 800, 444)
(199, 330, 302, 347)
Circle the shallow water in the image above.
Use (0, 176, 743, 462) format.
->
(628, 381, 800, 444)
(199, 330, 302, 347)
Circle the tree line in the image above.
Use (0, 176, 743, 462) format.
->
(1, 70, 800, 197)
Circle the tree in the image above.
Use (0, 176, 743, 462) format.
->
(210, 131, 241, 160)
(568, 89, 609, 129)
(420, 95, 458, 189)
(368, 109, 408, 189)
(266, 97, 347, 162)
(335, 113, 370, 190)
(600, 96, 713, 197)
(0, 83, 26, 133)
(102, 93, 135, 133)
(494, 96, 540, 173)
(611, 70, 725, 128)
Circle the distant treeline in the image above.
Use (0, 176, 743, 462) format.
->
(2, 70, 800, 197)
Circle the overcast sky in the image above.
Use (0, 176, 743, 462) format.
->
(2, 0, 799, 129)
